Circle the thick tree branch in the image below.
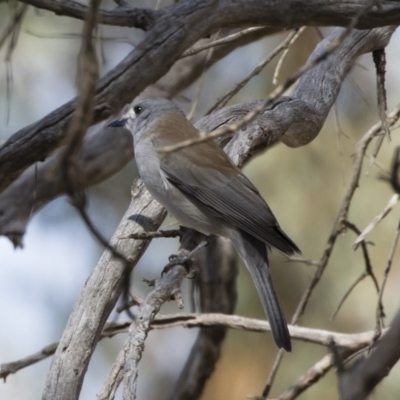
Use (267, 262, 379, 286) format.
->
(1, 0, 399, 192)
(42, 181, 166, 400)
(17, 0, 400, 29)
(339, 309, 400, 400)
(0, 127, 133, 247)
(19, 0, 158, 29)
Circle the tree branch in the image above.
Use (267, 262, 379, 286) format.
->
(1, 0, 399, 192)
(1, 313, 383, 381)
(339, 309, 400, 400)
(120, 230, 207, 399)
(17, 0, 400, 29)
(42, 180, 166, 400)
(18, 0, 158, 30)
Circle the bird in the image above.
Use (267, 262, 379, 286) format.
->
(109, 97, 300, 351)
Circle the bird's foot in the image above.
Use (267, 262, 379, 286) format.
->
(161, 252, 197, 278)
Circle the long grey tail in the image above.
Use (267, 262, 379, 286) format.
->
(234, 231, 291, 351)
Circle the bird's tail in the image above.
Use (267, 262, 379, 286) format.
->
(233, 230, 291, 351)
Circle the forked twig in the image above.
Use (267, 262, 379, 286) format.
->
(331, 221, 382, 322)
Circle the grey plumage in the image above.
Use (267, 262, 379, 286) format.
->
(110, 97, 300, 351)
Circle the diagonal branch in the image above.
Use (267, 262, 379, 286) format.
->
(339, 308, 400, 400)
(42, 181, 167, 400)
(120, 231, 207, 399)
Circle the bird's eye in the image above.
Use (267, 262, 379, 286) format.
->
(133, 105, 142, 115)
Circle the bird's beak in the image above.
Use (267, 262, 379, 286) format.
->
(108, 118, 128, 127)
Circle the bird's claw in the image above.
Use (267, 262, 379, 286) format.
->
(162, 252, 196, 277)
(168, 253, 181, 263)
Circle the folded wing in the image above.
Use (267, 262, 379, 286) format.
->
(160, 145, 300, 255)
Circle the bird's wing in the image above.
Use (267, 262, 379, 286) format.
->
(160, 144, 300, 255)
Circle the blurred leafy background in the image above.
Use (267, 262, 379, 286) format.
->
(1, 1, 400, 399)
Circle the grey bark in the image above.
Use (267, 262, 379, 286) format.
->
(42, 181, 166, 400)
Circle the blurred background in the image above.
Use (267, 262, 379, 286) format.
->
(1, 1, 400, 399)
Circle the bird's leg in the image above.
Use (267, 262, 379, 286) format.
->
(163, 234, 215, 277)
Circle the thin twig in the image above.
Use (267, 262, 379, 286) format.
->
(273, 27, 306, 85)
(181, 27, 265, 58)
(367, 134, 385, 176)
(116, 293, 143, 313)
(0, 321, 131, 381)
(353, 193, 399, 249)
(347, 223, 380, 289)
(374, 217, 400, 339)
(0, 4, 28, 49)
(75, 201, 131, 264)
(160, 99, 269, 153)
(1, 313, 384, 381)
(4, 5, 26, 61)
(273, 347, 365, 400)
(331, 221, 383, 321)
(331, 273, 369, 321)
(54, 0, 132, 267)
(25, 29, 135, 46)
(187, 30, 220, 121)
(262, 350, 285, 398)
(207, 28, 300, 114)
(333, 103, 348, 184)
(57, 0, 101, 201)
(3, 4, 28, 124)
